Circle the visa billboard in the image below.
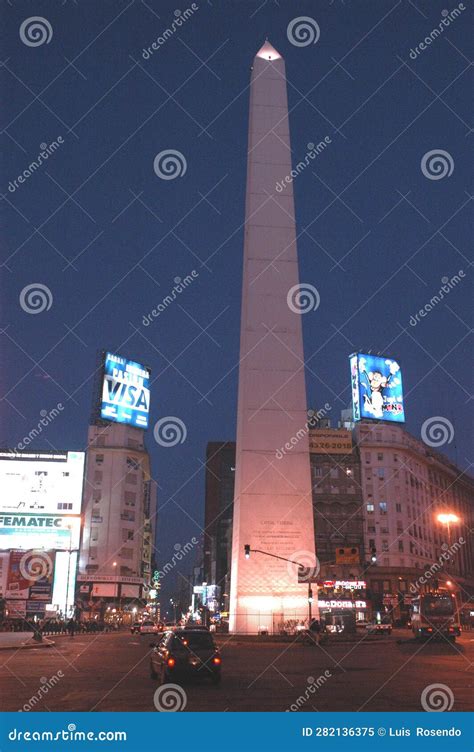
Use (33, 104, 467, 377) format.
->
(100, 352, 151, 429)
(350, 353, 405, 423)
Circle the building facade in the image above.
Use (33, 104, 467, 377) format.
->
(309, 428, 365, 567)
(355, 421, 474, 621)
(203, 442, 235, 611)
(77, 423, 157, 620)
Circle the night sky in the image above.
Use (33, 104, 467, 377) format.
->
(1, 0, 472, 610)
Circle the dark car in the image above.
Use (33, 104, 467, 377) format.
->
(150, 629, 221, 684)
(130, 622, 141, 634)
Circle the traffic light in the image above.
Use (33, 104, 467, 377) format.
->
(244, 545, 250, 559)
(370, 547, 377, 564)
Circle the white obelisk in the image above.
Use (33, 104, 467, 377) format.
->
(229, 41, 317, 634)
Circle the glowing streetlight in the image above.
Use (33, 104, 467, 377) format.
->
(437, 513, 460, 525)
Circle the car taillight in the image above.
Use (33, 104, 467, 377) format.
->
(213, 656, 221, 665)
(167, 657, 176, 668)
(427, 628, 432, 632)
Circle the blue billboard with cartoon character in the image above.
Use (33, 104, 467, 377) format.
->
(350, 353, 405, 423)
(100, 352, 151, 429)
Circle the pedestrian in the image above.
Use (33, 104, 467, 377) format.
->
(67, 618, 75, 638)
(309, 618, 322, 646)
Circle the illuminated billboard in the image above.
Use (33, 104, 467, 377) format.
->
(100, 352, 151, 429)
(0, 451, 83, 553)
(350, 353, 405, 423)
(0, 450, 84, 515)
(0, 514, 81, 551)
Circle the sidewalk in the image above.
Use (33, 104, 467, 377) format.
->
(0, 632, 55, 650)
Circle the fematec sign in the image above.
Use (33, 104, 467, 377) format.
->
(0, 514, 80, 551)
(308, 429, 352, 455)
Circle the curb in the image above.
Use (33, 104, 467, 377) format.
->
(0, 639, 55, 651)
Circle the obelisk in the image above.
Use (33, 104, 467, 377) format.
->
(229, 41, 317, 634)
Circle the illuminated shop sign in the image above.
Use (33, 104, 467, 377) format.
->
(318, 600, 367, 609)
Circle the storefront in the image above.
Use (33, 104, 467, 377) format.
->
(317, 580, 368, 632)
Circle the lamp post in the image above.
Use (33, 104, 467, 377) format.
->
(437, 513, 460, 578)
(243, 545, 317, 626)
(65, 523, 74, 619)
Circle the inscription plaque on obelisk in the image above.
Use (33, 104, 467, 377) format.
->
(229, 41, 317, 634)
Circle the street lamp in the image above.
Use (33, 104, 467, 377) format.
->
(437, 513, 460, 578)
(437, 513, 460, 548)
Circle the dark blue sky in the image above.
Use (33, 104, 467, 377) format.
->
(1, 0, 472, 607)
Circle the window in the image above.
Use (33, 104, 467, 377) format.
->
(96, 436, 105, 446)
(365, 453, 371, 463)
(95, 454, 104, 464)
(368, 525, 376, 533)
(124, 491, 136, 506)
(313, 467, 322, 477)
(377, 453, 383, 461)
(366, 504, 374, 514)
(380, 526, 389, 534)
(393, 454, 398, 462)
(121, 510, 135, 521)
(379, 502, 387, 514)
(126, 456, 140, 470)
(369, 539, 375, 549)
(94, 470, 102, 483)
(89, 547, 97, 560)
(377, 468, 385, 479)
(382, 540, 389, 552)
(398, 541, 404, 552)
(330, 468, 338, 479)
(120, 548, 133, 559)
(395, 503, 402, 513)
(91, 526, 99, 542)
(122, 529, 134, 542)
(126, 473, 137, 485)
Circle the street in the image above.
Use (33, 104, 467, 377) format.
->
(1, 630, 472, 712)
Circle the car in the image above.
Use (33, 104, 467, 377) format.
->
(366, 621, 392, 635)
(150, 629, 222, 685)
(181, 624, 209, 631)
(139, 620, 159, 635)
(130, 622, 141, 634)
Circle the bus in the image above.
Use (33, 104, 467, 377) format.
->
(410, 592, 460, 641)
